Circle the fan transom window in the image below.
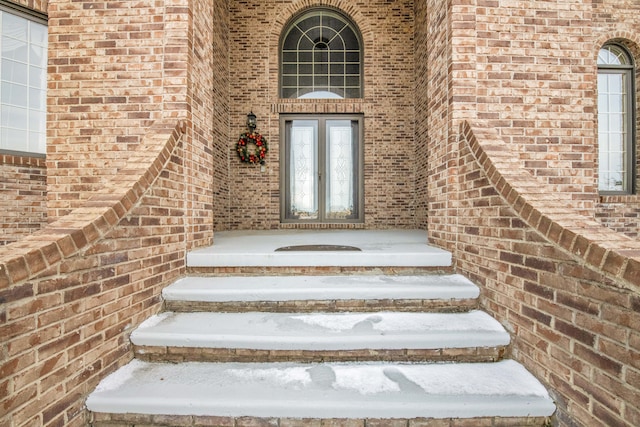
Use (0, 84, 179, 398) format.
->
(280, 9, 362, 99)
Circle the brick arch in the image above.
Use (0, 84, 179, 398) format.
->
(595, 32, 640, 64)
(267, 0, 374, 100)
(270, 0, 372, 44)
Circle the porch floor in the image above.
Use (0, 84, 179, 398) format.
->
(186, 229, 451, 268)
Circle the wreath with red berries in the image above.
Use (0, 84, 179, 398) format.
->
(237, 131, 268, 164)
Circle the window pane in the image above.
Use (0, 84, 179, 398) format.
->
(2, 59, 28, 84)
(30, 23, 47, 46)
(2, 104, 28, 128)
(28, 130, 45, 153)
(30, 44, 46, 67)
(314, 63, 328, 75)
(2, 35, 28, 62)
(2, 81, 27, 107)
(598, 45, 631, 66)
(282, 63, 297, 75)
(1, 126, 27, 151)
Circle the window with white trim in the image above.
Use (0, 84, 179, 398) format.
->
(597, 44, 636, 194)
(0, 4, 47, 155)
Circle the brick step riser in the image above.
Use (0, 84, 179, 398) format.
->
(163, 299, 479, 313)
(133, 345, 508, 364)
(186, 266, 455, 276)
(91, 413, 550, 427)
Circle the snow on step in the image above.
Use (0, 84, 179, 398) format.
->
(163, 274, 479, 303)
(131, 310, 509, 350)
(186, 229, 451, 267)
(86, 359, 555, 419)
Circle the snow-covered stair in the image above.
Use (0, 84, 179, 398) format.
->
(131, 310, 511, 363)
(87, 360, 554, 420)
(162, 274, 481, 312)
(87, 274, 556, 426)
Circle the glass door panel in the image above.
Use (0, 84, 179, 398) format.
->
(326, 120, 358, 220)
(288, 120, 318, 219)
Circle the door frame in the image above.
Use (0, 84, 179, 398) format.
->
(279, 113, 364, 224)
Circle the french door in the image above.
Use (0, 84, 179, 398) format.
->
(281, 115, 363, 223)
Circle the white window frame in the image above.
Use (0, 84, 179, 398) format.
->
(0, 1, 47, 156)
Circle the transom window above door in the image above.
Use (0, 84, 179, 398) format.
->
(280, 8, 362, 99)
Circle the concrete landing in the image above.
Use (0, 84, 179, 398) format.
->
(186, 229, 451, 267)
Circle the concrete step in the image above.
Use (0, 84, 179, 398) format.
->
(87, 359, 555, 423)
(131, 311, 510, 362)
(162, 274, 480, 312)
(131, 310, 510, 363)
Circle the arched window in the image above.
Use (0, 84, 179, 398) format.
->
(280, 8, 362, 99)
(597, 44, 636, 194)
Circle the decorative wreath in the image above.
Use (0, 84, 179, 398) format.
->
(237, 132, 268, 164)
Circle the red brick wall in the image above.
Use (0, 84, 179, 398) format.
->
(227, 0, 417, 229)
(0, 121, 186, 427)
(0, 154, 47, 245)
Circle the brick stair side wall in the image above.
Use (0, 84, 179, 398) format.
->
(456, 120, 640, 427)
(0, 120, 187, 427)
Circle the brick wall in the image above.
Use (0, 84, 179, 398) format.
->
(226, 0, 417, 229)
(473, 0, 598, 212)
(1, 0, 222, 424)
(420, 1, 640, 425)
(456, 120, 640, 426)
(208, 0, 231, 232)
(6, 0, 47, 13)
(45, 0, 219, 247)
(596, 197, 640, 238)
(0, 120, 186, 427)
(0, 154, 47, 245)
(184, 0, 229, 245)
(592, 0, 640, 237)
(46, 0, 184, 219)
